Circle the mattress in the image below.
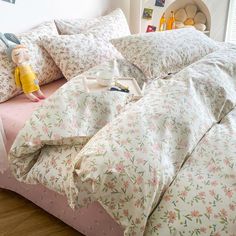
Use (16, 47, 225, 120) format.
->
(0, 79, 123, 236)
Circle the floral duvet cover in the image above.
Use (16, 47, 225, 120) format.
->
(9, 46, 236, 235)
(145, 97, 236, 236)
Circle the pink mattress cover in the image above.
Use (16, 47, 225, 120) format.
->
(0, 78, 66, 152)
(0, 79, 123, 236)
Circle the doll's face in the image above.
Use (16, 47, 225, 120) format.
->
(12, 46, 30, 64)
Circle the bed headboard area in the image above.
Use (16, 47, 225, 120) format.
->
(0, 0, 141, 33)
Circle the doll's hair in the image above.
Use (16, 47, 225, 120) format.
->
(10, 44, 27, 61)
(13, 44, 27, 50)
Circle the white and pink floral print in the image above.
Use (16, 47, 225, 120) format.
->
(145, 107, 236, 236)
(41, 34, 122, 81)
(55, 8, 130, 39)
(111, 28, 220, 80)
(9, 46, 236, 235)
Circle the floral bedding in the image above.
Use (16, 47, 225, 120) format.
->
(9, 45, 236, 235)
(145, 100, 236, 236)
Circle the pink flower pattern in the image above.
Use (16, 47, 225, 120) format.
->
(111, 28, 220, 80)
(9, 46, 236, 235)
(145, 103, 236, 236)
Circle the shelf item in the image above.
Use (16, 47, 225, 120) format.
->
(159, 13, 167, 31)
(172, 4, 207, 32)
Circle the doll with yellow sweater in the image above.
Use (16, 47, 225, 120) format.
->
(11, 45, 45, 102)
(0, 32, 45, 102)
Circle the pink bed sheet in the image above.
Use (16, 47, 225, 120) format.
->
(0, 78, 66, 152)
(0, 78, 123, 236)
(0, 169, 123, 236)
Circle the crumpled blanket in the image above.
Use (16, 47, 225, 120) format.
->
(9, 46, 236, 235)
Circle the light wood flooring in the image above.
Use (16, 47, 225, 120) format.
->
(0, 189, 84, 236)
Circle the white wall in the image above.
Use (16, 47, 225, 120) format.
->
(110, 0, 142, 34)
(206, 0, 229, 41)
(0, 0, 228, 41)
(0, 0, 111, 33)
(141, 0, 230, 41)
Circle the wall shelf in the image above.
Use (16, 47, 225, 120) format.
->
(141, 0, 211, 37)
(165, 0, 211, 34)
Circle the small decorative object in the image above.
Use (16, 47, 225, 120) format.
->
(167, 11, 176, 30)
(159, 13, 167, 31)
(114, 81, 129, 91)
(155, 0, 165, 7)
(1, 0, 16, 4)
(175, 4, 207, 32)
(142, 8, 154, 20)
(146, 25, 157, 33)
(0, 33, 45, 102)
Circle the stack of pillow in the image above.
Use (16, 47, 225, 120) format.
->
(0, 8, 220, 103)
(0, 21, 63, 103)
(0, 9, 130, 103)
(44, 8, 131, 80)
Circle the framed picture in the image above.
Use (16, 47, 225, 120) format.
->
(146, 25, 157, 33)
(142, 8, 154, 20)
(1, 0, 16, 3)
(155, 0, 165, 7)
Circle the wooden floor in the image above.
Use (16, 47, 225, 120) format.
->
(0, 189, 84, 236)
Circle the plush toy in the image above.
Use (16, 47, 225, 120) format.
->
(0, 33, 45, 102)
(175, 4, 207, 32)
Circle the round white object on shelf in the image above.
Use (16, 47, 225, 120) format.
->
(184, 25, 195, 28)
(194, 23, 206, 31)
(175, 21, 185, 29)
(185, 4, 198, 18)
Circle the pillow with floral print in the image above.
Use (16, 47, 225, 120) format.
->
(41, 34, 122, 80)
(55, 17, 99, 35)
(0, 21, 63, 103)
(111, 28, 220, 80)
(55, 8, 130, 40)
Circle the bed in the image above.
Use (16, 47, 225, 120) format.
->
(0, 79, 124, 236)
(1, 2, 236, 236)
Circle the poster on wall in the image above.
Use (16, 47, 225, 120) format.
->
(155, 0, 165, 7)
(142, 8, 154, 20)
(146, 25, 157, 33)
(1, 0, 16, 3)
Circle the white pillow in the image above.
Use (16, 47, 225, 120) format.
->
(41, 34, 122, 80)
(55, 8, 130, 40)
(0, 21, 63, 103)
(55, 17, 99, 35)
(111, 28, 220, 80)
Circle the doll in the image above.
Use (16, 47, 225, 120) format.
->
(0, 33, 45, 102)
(11, 45, 45, 102)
